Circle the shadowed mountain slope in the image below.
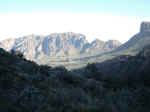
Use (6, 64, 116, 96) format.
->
(0, 44, 150, 111)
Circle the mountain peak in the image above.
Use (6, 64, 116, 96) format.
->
(48, 32, 86, 39)
(92, 38, 104, 44)
(114, 22, 150, 54)
(140, 21, 150, 33)
(106, 40, 121, 46)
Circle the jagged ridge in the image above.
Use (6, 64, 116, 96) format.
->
(0, 32, 121, 61)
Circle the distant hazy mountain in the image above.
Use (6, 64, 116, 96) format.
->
(114, 21, 150, 55)
(0, 32, 121, 61)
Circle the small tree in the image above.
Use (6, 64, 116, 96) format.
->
(10, 49, 24, 58)
(86, 63, 98, 72)
(85, 63, 103, 81)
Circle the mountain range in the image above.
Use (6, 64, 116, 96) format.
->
(0, 32, 121, 68)
(0, 32, 121, 59)
(0, 21, 150, 69)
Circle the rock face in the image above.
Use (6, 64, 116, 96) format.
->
(41, 32, 88, 56)
(83, 39, 121, 55)
(114, 21, 150, 54)
(0, 32, 121, 61)
(140, 22, 150, 33)
(0, 38, 15, 51)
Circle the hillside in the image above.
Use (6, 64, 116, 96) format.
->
(0, 44, 150, 112)
(96, 44, 150, 84)
(84, 21, 150, 69)
(114, 21, 150, 55)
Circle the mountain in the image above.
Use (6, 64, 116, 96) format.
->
(97, 45, 150, 79)
(1, 21, 150, 69)
(75, 21, 150, 69)
(0, 32, 121, 66)
(0, 33, 89, 59)
(114, 21, 150, 55)
(84, 39, 121, 55)
(0, 45, 150, 112)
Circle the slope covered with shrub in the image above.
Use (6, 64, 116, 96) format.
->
(0, 47, 150, 112)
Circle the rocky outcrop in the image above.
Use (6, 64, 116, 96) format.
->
(140, 22, 150, 33)
(0, 38, 15, 51)
(105, 40, 122, 49)
(83, 39, 121, 55)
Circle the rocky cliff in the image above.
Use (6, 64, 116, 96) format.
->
(140, 21, 150, 33)
(0, 32, 121, 61)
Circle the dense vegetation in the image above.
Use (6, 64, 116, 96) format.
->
(0, 47, 150, 112)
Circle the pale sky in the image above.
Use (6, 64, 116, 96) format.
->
(0, 0, 150, 43)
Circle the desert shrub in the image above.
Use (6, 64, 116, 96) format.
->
(0, 71, 14, 89)
(38, 65, 52, 76)
(86, 63, 98, 72)
(0, 48, 9, 56)
(54, 66, 67, 72)
(84, 63, 104, 81)
(10, 49, 24, 58)
(78, 104, 100, 112)
(82, 79, 104, 98)
(55, 71, 85, 87)
(22, 61, 40, 73)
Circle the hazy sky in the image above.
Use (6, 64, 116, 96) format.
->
(0, 0, 150, 43)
